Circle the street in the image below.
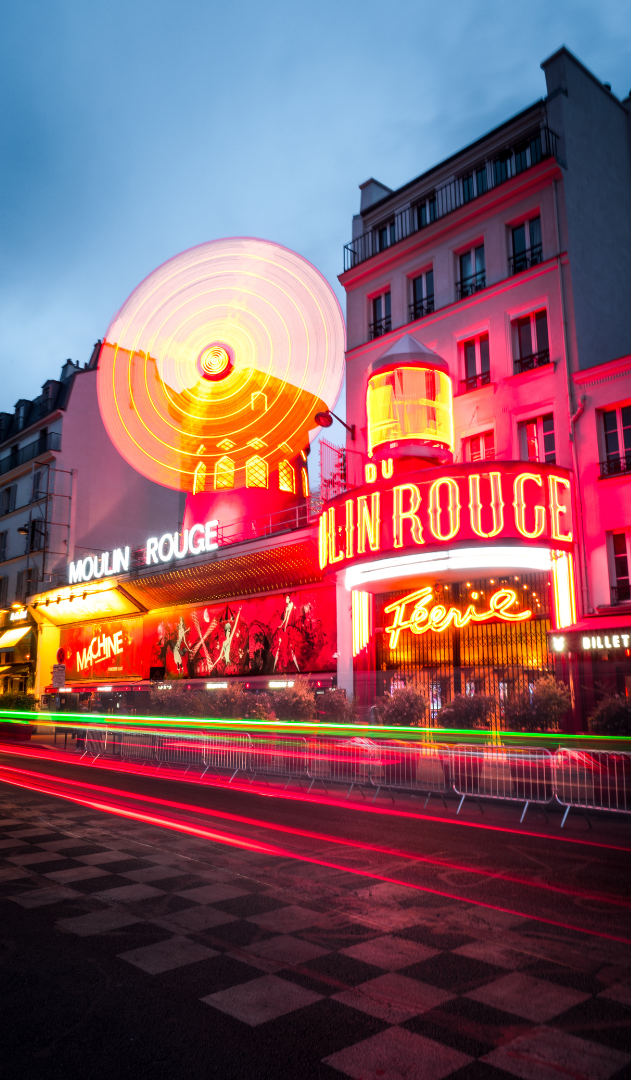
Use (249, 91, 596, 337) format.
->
(0, 746, 630, 1079)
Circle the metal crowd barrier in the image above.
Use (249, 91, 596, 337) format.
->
(450, 745, 554, 822)
(74, 728, 631, 824)
(554, 749, 631, 826)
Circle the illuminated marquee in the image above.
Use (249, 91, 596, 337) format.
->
(319, 462, 574, 572)
(67, 520, 219, 581)
(384, 586, 531, 648)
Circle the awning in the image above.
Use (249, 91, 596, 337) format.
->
(0, 626, 31, 648)
(548, 616, 631, 655)
(0, 663, 32, 675)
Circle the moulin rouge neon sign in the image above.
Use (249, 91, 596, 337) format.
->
(383, 586, 531, 648)
(319, 462, 574, 571)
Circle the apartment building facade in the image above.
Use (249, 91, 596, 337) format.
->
(325, 46, 631, 725)
(0, 344, 181, 693)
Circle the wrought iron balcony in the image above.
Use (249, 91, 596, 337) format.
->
(408, 297, 434, 322)
(0, 431, 61, 476)
(369, 315, 392, 340)
(456, 271, 486, 299)
(344, 125, 558, 271)
(513, 349, 550, 374)
(611, 584, 631, 605)
(600, 454, 631, 478)
(459, 371, 491, 393)
(508, 244, 543, 276)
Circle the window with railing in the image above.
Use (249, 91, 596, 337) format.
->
(0, 431, 61, 477)
(344, 126, 558, 271)
(519, 413, 555, 464)
(370, 290, 391, 339)
(457, 245, 486, 299)
(611, 532, 630, 604)
(513, 309, 550, 373)
(601, 406, 631, 477)
(0, 485, 16, 516)
(509, 216, 543, 275)
(459, 333, 490, 392)
(409, 269, 434, 322)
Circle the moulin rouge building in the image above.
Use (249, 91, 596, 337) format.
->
(25, 47, 631, 730)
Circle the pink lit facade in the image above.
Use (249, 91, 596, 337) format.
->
(330, 47, 631, 726)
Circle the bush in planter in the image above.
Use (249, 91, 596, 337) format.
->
(504, 674, 570, 733)
(314, 688, 356, 724)
(148, 684, 206, 718)
(0, 692, 38, 739)
(588, 694, 631, 736)
(375, 685, 428, 728)
(439, 693, 496, 730)
(269, 678, 316, 720)
(202, 684, 273, 721)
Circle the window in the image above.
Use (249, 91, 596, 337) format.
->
(30, 519, 45, 551)
(409, 270, 434, 321)
(512, 309, 550, 373)
(417, 193, 437, 229)
(510, 216, 542, 275)
(0, 577, 7, 605)
(370, 290, 391, 339)
(376, 220, 395, 252)
(245, 455, 268, 488)
(462, 173, 474, 203)
(611, 533, 630, 604)
(15, 567, 37, 602)
(278, 460, 295, 493)
(476, 165, 488, 195)
(464, 430, 495, 462)
(460, 333, 490, 392)
(1, 486, 16, 516)
(214, 455, 234, 489)
(32, 469, 47, 501)
(0, 531, 7, 562)
(601, 406, 631, 476)
(519, 413, 555, 464)
(457, 245, 485, 298)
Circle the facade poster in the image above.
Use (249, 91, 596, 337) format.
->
(60, 617, 144, 681)
(143, 587, 336, 679)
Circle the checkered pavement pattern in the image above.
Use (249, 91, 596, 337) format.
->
(1, 792, 630, 1080)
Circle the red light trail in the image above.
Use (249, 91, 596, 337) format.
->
(0, 759, 629, 946)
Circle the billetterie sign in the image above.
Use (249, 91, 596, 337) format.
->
(68, 519, 219, 583)
(319, 462, 574, 571)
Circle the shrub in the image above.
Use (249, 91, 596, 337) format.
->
(504, 674, 570, 733)
(0, 693, 38, 712)
(314, 688, 356, 724)
(439, 693, 496, 730)
(203, 685, 273, 721)
(375, 685, 427, 727)
(148, 684, 205, 718)
(269, 678, 316, 720)
(588, 694, 631, 736)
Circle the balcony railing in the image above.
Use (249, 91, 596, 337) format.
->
(459, 371, 491, 393)
(513, 349, 550, 374)
(344, 125, 558, 270)
(611, 584, 631, 605)
(369, 316, 392, 340)
(508, 244, 543, 276)
(456, 271, 486, 300)
(0, 432, 61, 476)
(600, 454, 631, 478)
(408, 297, 435, 322)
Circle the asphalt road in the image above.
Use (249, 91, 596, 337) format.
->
(0, 744, 630, 1080)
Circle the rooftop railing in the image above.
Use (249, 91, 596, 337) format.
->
(0, 432, 61, 477)
(344, 126, 558, 271)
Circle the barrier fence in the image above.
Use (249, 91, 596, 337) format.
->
(79, 728, 630, 825)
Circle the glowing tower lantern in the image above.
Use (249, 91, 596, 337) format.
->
(366, 335, 453, 466)
(96, 238, 345, 500)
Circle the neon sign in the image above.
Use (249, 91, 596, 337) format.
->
(383, 587, 532, 648)
(319, 463, 574, 571)
(68, 520, 220, 581)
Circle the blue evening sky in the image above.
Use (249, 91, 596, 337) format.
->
(1, 0, 630, 458)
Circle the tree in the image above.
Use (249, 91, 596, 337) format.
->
(439, 693, 496, 730)
(504, 674, 570, 733)
(589, 694, 631, 736)
(375, 685, 427, 727)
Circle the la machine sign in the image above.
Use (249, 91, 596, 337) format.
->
(319, 462, 574, 572)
